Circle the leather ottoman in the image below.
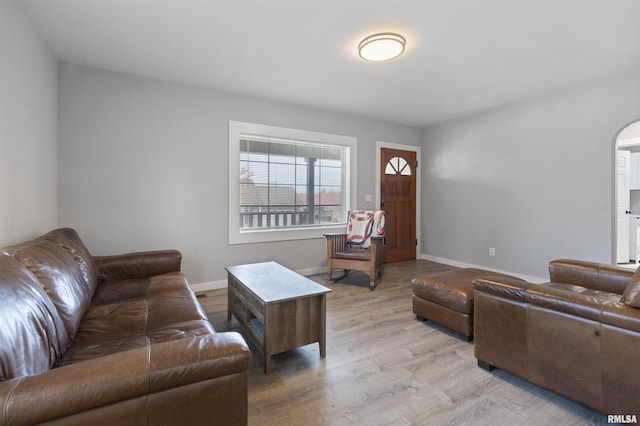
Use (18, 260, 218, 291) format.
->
(411, 268, 524, 341)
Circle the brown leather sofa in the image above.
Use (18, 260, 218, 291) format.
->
(0, 228, 251, 425)
(473, 259, 640, 415)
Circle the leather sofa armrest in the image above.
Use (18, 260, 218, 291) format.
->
(601, 301, 640, 333)
(548, 259, 633, 294)
(93, 250, 182, 282)
(473, 276, 531, 374)
(0, 332, 250, 425)
(473, 276, 530, 301)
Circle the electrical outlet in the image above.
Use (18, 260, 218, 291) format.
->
(489, 247, 495, 257)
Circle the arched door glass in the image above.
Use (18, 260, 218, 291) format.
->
(385, 156, 412, 176)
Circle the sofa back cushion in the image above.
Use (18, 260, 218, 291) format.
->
(622, 271, 640, 308)
(41, 228, 97, 294)
(0, 255, 69, 379)
(2, 232, 96, 341)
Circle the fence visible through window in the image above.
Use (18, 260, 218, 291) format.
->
(240, 137, 346, 230)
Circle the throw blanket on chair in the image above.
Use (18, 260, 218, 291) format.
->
(346, 210, 386, 248)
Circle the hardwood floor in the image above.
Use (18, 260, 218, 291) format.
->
(198, 260, 607, 426)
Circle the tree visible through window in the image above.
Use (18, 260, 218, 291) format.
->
(239, 137, 346, 230)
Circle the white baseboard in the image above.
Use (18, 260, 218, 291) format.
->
(190, 265, 327, 294)
(190, 258, 545, 294)
(419, 254, 547, 284)
(190, 258, 546, 294)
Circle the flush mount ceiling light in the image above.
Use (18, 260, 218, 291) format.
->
(358, 33, 406, 62)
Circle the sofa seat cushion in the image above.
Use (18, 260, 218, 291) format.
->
(0, 256, 69, 379)
(601, 301, 640, 332)
(58, 320, 215, 366)
(56, 271, 212, 366)
(548, 259, 633, 294)
(540, 282, 624, 302)
(527, 282, 623, 322)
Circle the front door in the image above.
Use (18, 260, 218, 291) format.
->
(380, 148, 417, 263)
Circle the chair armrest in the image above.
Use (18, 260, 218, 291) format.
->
(368, 235, 384, 258)
(0, 332, 250, 425)
(323, 233, 347, 238)
(93, 250, 182, 282)
(324, 233, 347, 256)
(548, 259, 633, 294)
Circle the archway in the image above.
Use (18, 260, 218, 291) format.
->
(614, 120, 640, 265)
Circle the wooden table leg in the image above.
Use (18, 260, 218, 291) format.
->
(264, 354, 271, 374)
(319, 294, 327, 358)
(227, 275, 232, 321)
(264, 305, 271, 374)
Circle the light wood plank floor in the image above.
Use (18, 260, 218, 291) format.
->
(198, 260, 607, 426)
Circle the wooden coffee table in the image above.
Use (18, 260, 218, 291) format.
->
(225, 261, 331, 374)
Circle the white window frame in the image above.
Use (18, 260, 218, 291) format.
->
(229, 121, 357, 244)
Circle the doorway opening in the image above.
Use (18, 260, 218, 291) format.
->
(614, 120, 640, 266)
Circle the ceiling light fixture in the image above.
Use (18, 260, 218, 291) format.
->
(358, 33, 406, 62)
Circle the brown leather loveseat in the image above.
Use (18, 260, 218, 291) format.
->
(0, 228, 251, 425)
(473, 259, 640, 415)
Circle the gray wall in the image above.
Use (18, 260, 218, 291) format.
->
(422, 73, 640, 280)
(0, 0, 57, 245)
(8, 0, 639, 285)
(57, 63, 422, 286)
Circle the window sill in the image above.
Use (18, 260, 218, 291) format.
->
(229, 224, 346, 245)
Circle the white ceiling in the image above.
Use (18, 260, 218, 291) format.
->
(20, 0, 640, 128)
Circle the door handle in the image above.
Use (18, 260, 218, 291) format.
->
(627, 210, 633, 214)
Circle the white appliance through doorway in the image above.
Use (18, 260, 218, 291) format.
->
(617, 150, 631, 263)
(630, 215, 640, 263)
